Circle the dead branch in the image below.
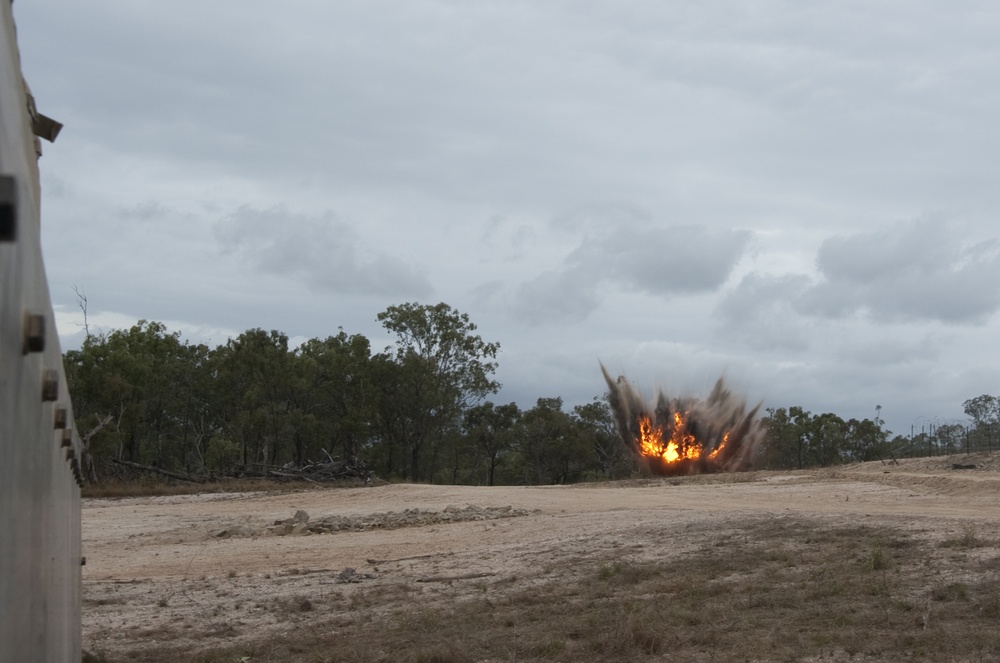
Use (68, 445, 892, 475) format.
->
(81, 414, 113, 484)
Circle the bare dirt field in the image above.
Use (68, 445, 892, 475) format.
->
(82, 455, 1000, 662)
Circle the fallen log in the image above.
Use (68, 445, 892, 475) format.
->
(111, 459, 203, 483)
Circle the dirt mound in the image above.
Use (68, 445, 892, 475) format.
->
(215, 504, 535, 538)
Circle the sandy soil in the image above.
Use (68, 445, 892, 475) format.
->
(81, 454, 1000, 659)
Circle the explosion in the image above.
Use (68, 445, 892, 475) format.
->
(602, 365, 763, 476)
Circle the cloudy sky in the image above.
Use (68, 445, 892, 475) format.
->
(15, 1, 1000, 437)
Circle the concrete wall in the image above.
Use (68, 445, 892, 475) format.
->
(0, 2, 82, 660)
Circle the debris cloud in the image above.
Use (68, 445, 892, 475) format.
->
(602, 365, 762, 475)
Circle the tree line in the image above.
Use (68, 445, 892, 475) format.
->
(64, 301, 990, 485)
(893, 395, 1000, 457)
(65, 303, 632, 485)
(749, 395, 1000, 467)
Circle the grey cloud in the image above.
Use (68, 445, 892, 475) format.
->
(817, 217, 965, 283)
(551, 202, 651, 233)
(22, 0, 1000, 221)
(716, 219, 1000, 354)
(478, 216, 538, 261)
(215, 205, 432, 298)
(510, 208, 753, 324)
(577, 224, 752, 297)
(833, 334, 946, 367)
(114, 200, 171, 222)
(510, 268, 601, 325)
(809, 219, 1000, 324)
(714, 272, 812, 351)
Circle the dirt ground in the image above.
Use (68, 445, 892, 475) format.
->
(81, 454, 1000, 661)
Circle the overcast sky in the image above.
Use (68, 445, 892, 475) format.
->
(15, 1, 1000, 438)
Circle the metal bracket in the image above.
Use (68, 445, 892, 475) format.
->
(0, 175, 15, 242)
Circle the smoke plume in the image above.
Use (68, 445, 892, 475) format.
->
(602, 364, 763, 475)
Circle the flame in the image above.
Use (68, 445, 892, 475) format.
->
(708, 433, 729, 460)
(638, 417, 664, 457)
(638, 413, 712, 465)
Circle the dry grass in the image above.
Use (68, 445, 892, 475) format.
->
(83, 516, 1000, 662)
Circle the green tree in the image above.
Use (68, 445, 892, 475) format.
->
(212, 329, 295, 467)
(174, 342, 217, 473)
(520, 398, 595, 484)
(963, 395, 999, 428)
(760, 406, 813, 469)
(808, 412, 847, 466)
(375, 302, 500, 481)
(934, 423, 966, 455)
(294, 331, 378, 465)
(64, 320, 197, 468)
(842, 417, 891, 463)
(963, 395, 999, 451)
(464, 401, 521, 486)
(573, 399, 631, 479)
(762, 407, 889, 467)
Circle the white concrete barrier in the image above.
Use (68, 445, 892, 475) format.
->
(0, 2, 81, 660)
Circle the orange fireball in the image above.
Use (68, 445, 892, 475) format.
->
(638, 413, 710, 465)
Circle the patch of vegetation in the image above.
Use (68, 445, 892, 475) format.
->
(941, 523, 990, 549)
(866, 541, 888, 571)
